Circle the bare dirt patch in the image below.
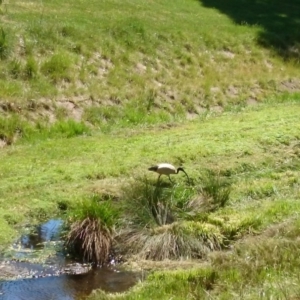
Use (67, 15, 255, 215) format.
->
(210, 105, 224, 113)
(226, 85, 239, 98)
(280, 79, 300, 93)
(219, 50, 235, 59)
(246, 97, 258, 106)
(0, 139, 7, 148)
(56, 99, 84, 121)
(135, 63, 147, 75)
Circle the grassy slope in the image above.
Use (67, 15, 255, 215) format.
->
(0, 0, 299, 126)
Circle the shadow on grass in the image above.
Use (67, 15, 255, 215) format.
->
(199, 0, 300, 61)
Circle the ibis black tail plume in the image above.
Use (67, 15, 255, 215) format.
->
(148, 166, 158, 172)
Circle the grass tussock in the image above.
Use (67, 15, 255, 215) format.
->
(117, 176, 228, 260)
(121, 177, 177, 227)
(66, 217, 112, 264)
(65, 195, 118, 264)
(41, 52, 73, 83)
(43, 119, 90, 139)
(199, 170, 232, 210)
(0, 27, 8, 59)
(119, 221, 223, 261)
(186, 171, 232, 215)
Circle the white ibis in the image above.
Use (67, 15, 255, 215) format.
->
(148, 163, 190, 184)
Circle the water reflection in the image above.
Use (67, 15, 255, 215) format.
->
(20, 219, 63, 250)
(0, 267, 138, 300)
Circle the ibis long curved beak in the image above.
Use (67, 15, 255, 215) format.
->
(181, 169, 190, 184)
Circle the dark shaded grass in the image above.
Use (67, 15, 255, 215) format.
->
(120, 177, 177, 227)
(200, 0, 300, 61)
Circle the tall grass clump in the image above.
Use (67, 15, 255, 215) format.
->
(194, 170, 232, 212)
(83, 106, 121, 131)
(65, 195, 119, 265)
(0, 118, 90, 145)
(24, 56, 38, 79)
(41, 52, 73, 82)
(0, 115, 34, 145)
(84, 101, 172, 132)
(109, 18, 148, 49)
(117, 177, 224, 260)
(32, 119, 90, 140)
(45, 119, 90, 138)
(8, 59, 22, 78)
(121, 177, 176, 227)
(0, 27, 9, 59)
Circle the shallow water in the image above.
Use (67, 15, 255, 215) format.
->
(0, 219, 139, 300)
(0, 266, 138, 300)
(20, 219, 63, 250)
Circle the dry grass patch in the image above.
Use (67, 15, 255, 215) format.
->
(118, 221, 223, 261)
(66, 217, 112, 264)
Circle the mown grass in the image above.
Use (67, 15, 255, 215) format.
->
(0, 101, 299, 247)
(0, 0, 299, 127)
(0, 101, 299, 228)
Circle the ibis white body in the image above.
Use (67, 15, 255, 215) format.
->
(149, 163, 177, 175)
(148, 163, 190, 183)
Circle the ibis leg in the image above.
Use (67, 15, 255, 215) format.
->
(168, 175, 175, 184)
(157, 174, 161, 183)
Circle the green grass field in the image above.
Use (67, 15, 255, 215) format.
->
(0, 0, 300, 298)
